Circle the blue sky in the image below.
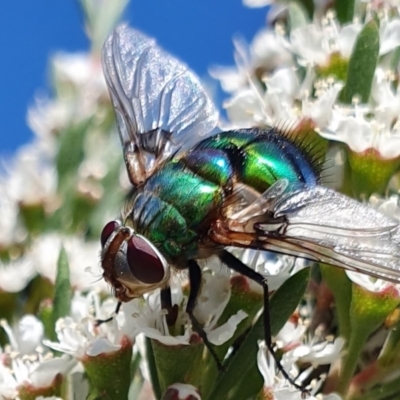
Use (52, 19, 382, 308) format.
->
(0, 0, 268, 155)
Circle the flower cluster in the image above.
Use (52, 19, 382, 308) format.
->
(1, 0, 400, 399)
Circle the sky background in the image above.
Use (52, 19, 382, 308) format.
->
(0, 0, 268, 155)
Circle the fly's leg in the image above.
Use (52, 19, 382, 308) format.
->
(187, 259, 224, 371)
(160, 286, 179, 326)
(95, 301, 122, 325)
(219, 250, 307, 394)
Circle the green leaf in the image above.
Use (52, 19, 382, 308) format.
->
(341, 20, 380, 104)
(56, 119, 92, 186)
(296, 0, 313, 19)
(146, 338, 162, 400)
(288, 2, 309, 32)
(335, 0, 355, 24)
(52, 247, 72, 340)
(320, 264, 352, 341)
(207, 268, 310, 400)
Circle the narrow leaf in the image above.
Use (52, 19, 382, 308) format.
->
(146, 338, 162, 400)
(341, 20, 380, 104)
(52, 247, 72, 339)
(207, 268, 310, 400)
(56, 119, 92, 186)
(335, 0, 355, 24)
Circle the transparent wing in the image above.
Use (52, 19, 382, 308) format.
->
(214, 182, 400, 282)
(102, 24, 219, 186)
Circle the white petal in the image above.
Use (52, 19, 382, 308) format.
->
(257, 342, 276, 386)
(251, 29, 293, 70)
(206, 310, 248, 345)
(380, 19, 400, 55)
(209, 66, 246, 93)
(17, 315, 44, 354)
(194, 273, 231, 328)
(346, 270, 400, 293)
(290, 25, 328, 65)
(337, 23, 362, 58)
(0, 258, 36, 293)
(141, 326, 192, 346)
(265, 67, 300, 101)
(292, 337, 345, 365)
(86, 337, 122, 356)
(29, 357, 76, 388)
(376, 133, 400, 158)
(304, 83, 343, 128)
(225, 89, 265, 127)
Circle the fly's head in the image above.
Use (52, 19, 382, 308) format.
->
(100, 220, 169, 302)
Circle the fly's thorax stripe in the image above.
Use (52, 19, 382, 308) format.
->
(144, 162, 224, 230)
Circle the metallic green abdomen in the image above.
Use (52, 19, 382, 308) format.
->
(188, 128, 317, 192)
(131, 127, 318, 260)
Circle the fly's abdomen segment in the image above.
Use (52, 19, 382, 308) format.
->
(187, 128, 319, 193)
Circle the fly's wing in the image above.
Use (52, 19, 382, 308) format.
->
(102, 24, 219, 187)
(216, 182, 400, 282)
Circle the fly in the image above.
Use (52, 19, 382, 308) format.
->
(99, 24, 400, 392)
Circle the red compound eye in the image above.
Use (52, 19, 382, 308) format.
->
(127, 235, 165, 284)
(101, 221, 121, 247)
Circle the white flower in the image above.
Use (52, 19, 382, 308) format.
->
(224, 67, 301, 128)
(318, 67, 400, 158)
(379, 17, 400, 55)
(288, 17, 361, 66)
(44, 294, 136, 358)
(0, 347, 75, 398)
(0, 362, 18, 400)
(28, 52, 110, 152)
(346, 270, 400, 294)
(228, 248, 309, 292)
(30, 233, 108, 293)
(289, 337, 345, 365)
(0, 182, 21, 247)
(195, 272, 247, 345)
(287, 13, 400, 68)
(210, 30, 292, 94)
(320, 103, 400, 158)
(130, 274, 247, 347)
(11, 355, 75, 390)
(252, 29, 294, 70)
(4, 142, 57, 207)
(369, 194, 400, 222)
(128, 290, 192, 346)
(257, 342, 306, 400)
(52, 53, 106, 95)
(0, 257, 36, 293)
(371, 68, 400, 122)
(224, 88, 266, 127)
(27, 99, 68, 155)
(275, 320, 307, 350)
(302, 80, 343, 128)
(257, 342, 343, 399)
(1, 315, 44, 355)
